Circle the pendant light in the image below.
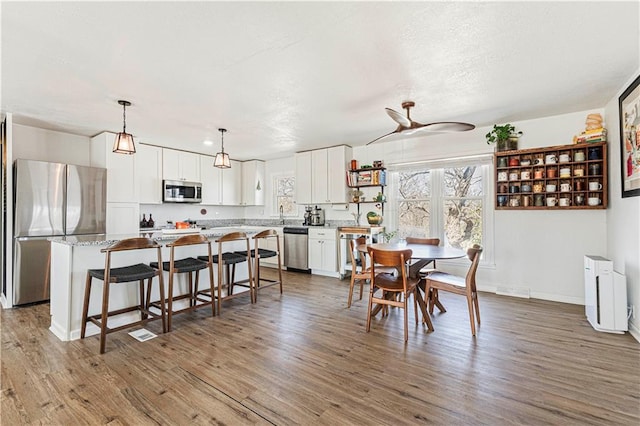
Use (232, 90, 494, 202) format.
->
(214, 128, 231, 168)
(113, 100, 136, 154)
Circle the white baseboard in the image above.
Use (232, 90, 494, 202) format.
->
(629, 321, 640, 343)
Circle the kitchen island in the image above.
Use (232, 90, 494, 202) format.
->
(49, 227, 263, 341)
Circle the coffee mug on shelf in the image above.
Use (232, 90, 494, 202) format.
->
(509, 172, 519, 181)
(498, 171, 508, 181)
(509, 198, 520, 207)
(509, 185, 520, 193)
(588, 181, 603, 191)
(498, 157, 508, 168)
(546, 197, 558, 207)
(533, 183, 543, 193)
(521, 171, 531, 180)
(534, 170, 544, 179)
(587, 197, 602, 206)
(574, 168, 585, 177)
(560, 183, 572, 192)
(559, 167, 571, 178)
(546, 184, 557, 192)
(559, 154, 570, 163)
(509, 157, 520, 167)
(534, 194, 545, 206)
(498, 183, 508, 193)
(575, 181, 586, 191)
(589, 163, 601, 176)
(521, 159, 531, 166)
(588, 147, 601, 160)
(547, 168, 557, 178)
(523, 195, 532, 207)
(521, 184, 532, 192)
(534, 158, 544, 166)
(497, 195, 508, 206)
(574, 151, 585, 162)
(575, 194, 585, 206)
(545, 154, 557, 164)
(559, 198, 571, 207)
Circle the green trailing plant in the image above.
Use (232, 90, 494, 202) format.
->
(485, 124, 522, 145)
(380, 230, 397, 243)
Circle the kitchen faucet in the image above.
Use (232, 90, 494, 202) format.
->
(279, 205, 285, 225)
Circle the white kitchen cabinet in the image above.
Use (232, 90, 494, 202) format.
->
(305, 145, 351, 204)
(241, 160, 265, 206)
(90, 132, 137, 203)
(106, 202, 139, 234)
(308, 227, 337, 273)
(135, 144, 163, 204)
(162, 148, 201, 182)
(221, 159, 242, 205)
(199, 154, 222, 205)
(294, 151, 312, 205)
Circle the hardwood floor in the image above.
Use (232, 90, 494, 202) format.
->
(2, 270, 639, 425)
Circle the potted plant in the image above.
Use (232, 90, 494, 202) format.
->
(485, 124, 522, 152)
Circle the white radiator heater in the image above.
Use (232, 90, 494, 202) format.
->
(584, 255, 628, 334)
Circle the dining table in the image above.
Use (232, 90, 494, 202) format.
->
(356, 242, 467, 327)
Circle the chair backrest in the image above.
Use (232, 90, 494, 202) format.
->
(101, 237, 159, 253)
(216, 231, 248, 243)
(405, 236, 440, 246)
(465, 246, 483, 292)
(349, 237, 367, 272)
(254, 229, 278, 239)
(167, 234, 212, 264)
(368, 247, 412, 289)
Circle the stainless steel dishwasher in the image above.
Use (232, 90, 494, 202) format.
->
(283, 227, 310, 272)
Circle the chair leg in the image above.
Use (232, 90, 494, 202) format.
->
(167, 270, 175, 332)
(473, 292, 481, 325)
(277, 253, 283, 294)
(358, 278, 364, 301)
(467, 296, 476, 336)
(139, 279, 146, 320)
(99, 280, 111, 354)
(366, 288, 374, 332)
(207, 263, 216, 317)
(81, 273, 92, 339)
(190, 271, 196, 307)
(156, 275, 167, 334)
(403, 295, 408, 343)
(432, 289, 446, 313)
(347, 273, 356, 308)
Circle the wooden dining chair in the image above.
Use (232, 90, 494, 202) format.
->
(366, 247, 433, 342)
(347, 237, 396, 308)
(423, 245, 483, 336)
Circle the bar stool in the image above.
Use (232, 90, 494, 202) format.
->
(81, 237, 166, 354)
(196, 231, 254, 314)
(234, 229, 283, 300)
(149, 234, 215, 332)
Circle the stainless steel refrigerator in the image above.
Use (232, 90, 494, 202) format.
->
(13, 159, 106, 305)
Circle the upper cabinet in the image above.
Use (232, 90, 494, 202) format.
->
(90, 132, 137, 203)
(308, 145, 352, 204)
(294, 151, 312, 204)
(135, 144, 163, 204)
(295, 145, 351, 205)
(162, 148, 200, 182)
(241, 160, 265, 206)
(221, 159, 242, 205)
(199, 154, 222, 205)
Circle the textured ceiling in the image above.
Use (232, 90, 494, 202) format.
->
(2, 1, 638, 160)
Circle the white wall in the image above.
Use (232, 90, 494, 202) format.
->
(12, 124, 91, 165)
(355, 109, 610, 305)
(604, 70, 640, 339)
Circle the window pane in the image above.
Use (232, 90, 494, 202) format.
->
(398, 170, 430, 199)
(277, 176, 295, 196)
(443, 167, 482, 197)
(443, 199, 483, 249)
(275, 176, 296, 215)
(398, 200, 430, 237)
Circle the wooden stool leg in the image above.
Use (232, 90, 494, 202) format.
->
(167, 269, 174, 332)
(217, 261, 223, 315)
(81, 273, 92, 339)
(277, 253, 283, 294)
(99, 280, 110, 354)
(139, 279, 146, 320)
(191, 271, 198, 307)
(207, 263, 216, 317)
(156, 274, 167, 333)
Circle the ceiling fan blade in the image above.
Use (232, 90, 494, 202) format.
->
(366, 129, 399, 145)
(385, 108, 412, 128)
(415, 121, 476, 132)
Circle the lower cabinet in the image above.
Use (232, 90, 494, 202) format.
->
(308, 228, 337, 274)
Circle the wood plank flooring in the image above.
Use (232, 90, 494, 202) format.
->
(2, 270, 639, 425)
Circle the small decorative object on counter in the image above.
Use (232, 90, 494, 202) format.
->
(140, 214, 148, 228)
(148, 214, 155, 228)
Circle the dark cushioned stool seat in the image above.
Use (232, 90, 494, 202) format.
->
(88, 263, 158, 283)
(234, 248, 277, 259)
(150, 257, 208, 273)
(199, 252, 246, 264)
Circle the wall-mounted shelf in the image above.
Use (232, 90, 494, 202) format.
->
(346, 167, 386, 216)
(495, 141, 607, 210)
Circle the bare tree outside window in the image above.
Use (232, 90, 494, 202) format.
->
(396, 166, 484, 249)
(275, 175, 296, 216)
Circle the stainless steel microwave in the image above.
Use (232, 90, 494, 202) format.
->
(163, 180, 202, 203)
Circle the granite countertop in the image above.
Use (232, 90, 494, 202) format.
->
(49, 226, 263, 247)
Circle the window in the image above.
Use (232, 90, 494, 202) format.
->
(273, 174, 296, 216)
(391, 158, 492, 259)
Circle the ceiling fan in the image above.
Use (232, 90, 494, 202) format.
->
(366, 101, 475, 145)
